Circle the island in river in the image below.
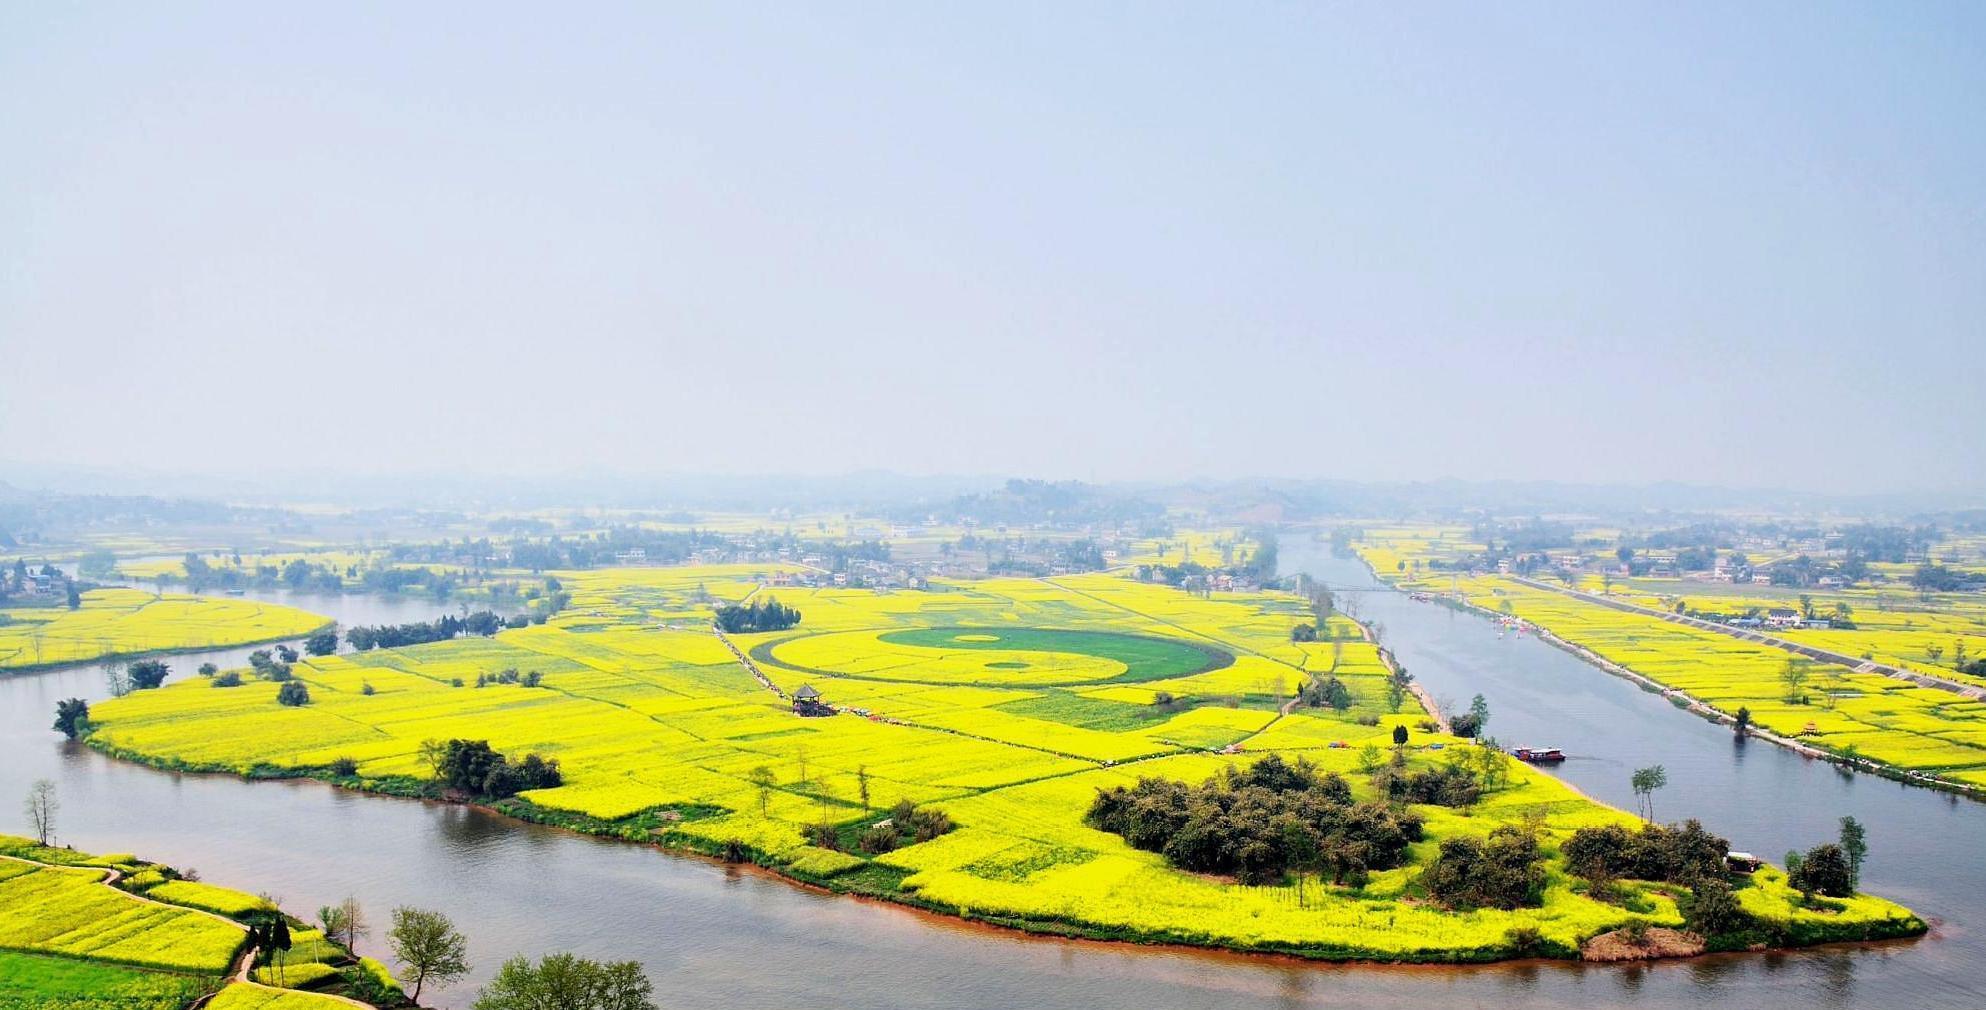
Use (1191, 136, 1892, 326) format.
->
(73, 556, 1923, 964)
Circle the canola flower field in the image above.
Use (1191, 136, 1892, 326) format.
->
(0, 588, 329, 672)
(85, 562, 1918, 962)
(1354, 526, 1986, 791)
(0, 834, 392, 1009)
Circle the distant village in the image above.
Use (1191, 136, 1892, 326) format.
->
(1441, 522, 1985, 597)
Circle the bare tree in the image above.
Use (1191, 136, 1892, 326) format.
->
(335, 892, 371, 948)
(23, 779, 57, 846)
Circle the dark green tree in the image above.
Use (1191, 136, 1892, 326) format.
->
(304, 629, 340, 656)
(52, 698, 89, 740)
(127, 660, 170, 691)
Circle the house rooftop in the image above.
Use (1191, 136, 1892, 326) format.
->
(794, 684, 821, 700)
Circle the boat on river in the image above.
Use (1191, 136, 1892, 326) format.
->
(1511, 746, 1566, 763)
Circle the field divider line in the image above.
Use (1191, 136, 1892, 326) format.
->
(1417, 573, 1986, 798)
(1509, 575, 1986, 699)
(0, 853, 250, 945)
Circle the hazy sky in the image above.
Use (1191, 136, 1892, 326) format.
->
(3, 3, 1981, 492)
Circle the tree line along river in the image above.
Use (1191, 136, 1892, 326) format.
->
(3, 559, 1983, 1009)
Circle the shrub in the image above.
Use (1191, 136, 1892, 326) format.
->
(212, 671, 243, 688)
(1622, 918, 1649, 945)
(1504, 925, 1545, 957)
(1422, 825, 1544, 910)
(805, 823, 840, 850)
(276, 681, 311, 706)
(911, 808, 953, 843)
(1680, 877, 1751, 936)
(361, 681, 376, 696)
(329, 756, 359, 777)
(858, 823, 900, 854)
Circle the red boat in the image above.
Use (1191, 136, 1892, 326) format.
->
(1511, 746, 1565, 763)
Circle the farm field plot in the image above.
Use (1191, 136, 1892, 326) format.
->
(85, 564, 1919, 962)
(0, 834, 401, 1009)
(0, 588, 328, 671)
(0, 950, 207, 1010)
(1352, 531, 1986, 788)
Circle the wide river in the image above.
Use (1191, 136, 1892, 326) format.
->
(3, 554, 1984, 1008)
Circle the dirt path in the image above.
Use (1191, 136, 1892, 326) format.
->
(2, 852, 379, 1009)
(0, 853, 247, 933)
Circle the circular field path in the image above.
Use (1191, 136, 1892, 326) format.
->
(752, 626, 1233, 688)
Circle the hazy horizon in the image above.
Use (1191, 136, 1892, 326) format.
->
(5, 3, 1982, 492)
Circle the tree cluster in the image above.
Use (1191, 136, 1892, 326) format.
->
(1370, 762, 1481, 807)
(436, 739, 564, 799)
(1298, 674, 1352, 710)
(1421, 825, 1545, 910)
(1561, 820, 1729, 884)
(1086, 754, 1422, 886)
(474, 952, 655, 1010)
(713, 597, 801, 634)
(248, 649, 292, 681)
(1912, 562, 1985, 592)
(346, 611, 503, 651)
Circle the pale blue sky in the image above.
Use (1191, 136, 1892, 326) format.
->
(3, 3, 1981, 492)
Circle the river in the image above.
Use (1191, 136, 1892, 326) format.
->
(2, 566, 1982, 1008)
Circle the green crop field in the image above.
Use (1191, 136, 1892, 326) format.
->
(0, 835, 400, 1009)
(0, 950, 208, 1010)
(81, 561, 1921, 962)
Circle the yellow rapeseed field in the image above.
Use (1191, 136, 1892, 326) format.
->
(0, 588, 328, 671)
(85, 561, 1918, 960)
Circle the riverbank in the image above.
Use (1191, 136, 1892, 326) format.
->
(74, 562, 1923, 968)
(1363, 556, 1986, 804)
(7, 552, 1972, 1008)
(81, 730, 1928, 966)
